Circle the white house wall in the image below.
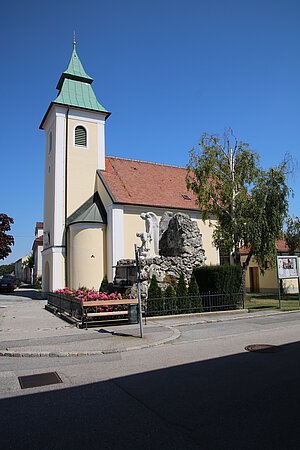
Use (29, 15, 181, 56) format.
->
(107, 205, 124, 281)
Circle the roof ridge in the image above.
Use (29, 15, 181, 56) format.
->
(106, 155, 186, 170)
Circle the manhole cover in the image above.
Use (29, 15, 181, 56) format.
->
(18, 372, 63, 389)
(245, 344, 282, 354)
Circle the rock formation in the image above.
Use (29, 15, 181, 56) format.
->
(115, 212, 206, 299)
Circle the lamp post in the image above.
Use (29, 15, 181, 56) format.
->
(134, 244, 144, 338)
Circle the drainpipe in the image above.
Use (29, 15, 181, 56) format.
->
(64, 107, 69, 287)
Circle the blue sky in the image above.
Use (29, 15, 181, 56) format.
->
(1, 0, 299, 264)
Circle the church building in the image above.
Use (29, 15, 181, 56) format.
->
(40, 40, 219, 293)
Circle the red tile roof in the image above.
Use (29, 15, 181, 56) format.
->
(240, 245, 251, 255)
(35, 222, 43, 237)
(241, 236, 299, 255)
(98, 156, 200, 210)
(276, 238, 290, 252)
(32, 235, 43, 252)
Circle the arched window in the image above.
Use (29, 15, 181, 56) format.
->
(48, 131, 52, 154)
(74, 125, 87, 147)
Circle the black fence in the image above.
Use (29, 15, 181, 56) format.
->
(46, 293, 135, 327)
(47, 291, 244, 323)
(145, 292, 244, 318)
(47, 292, 82, 322)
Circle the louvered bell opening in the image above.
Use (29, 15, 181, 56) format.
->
(75, 126, 87, 146)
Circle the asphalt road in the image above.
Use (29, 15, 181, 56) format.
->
(1, 294, 300, 449)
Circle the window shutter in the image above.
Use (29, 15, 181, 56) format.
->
(75, 126, 87, 146)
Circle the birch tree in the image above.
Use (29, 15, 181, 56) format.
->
(186, 129, 290, 292)
(285, 216, 300, 255)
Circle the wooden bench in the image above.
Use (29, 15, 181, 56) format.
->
(81, 299, 139, 328)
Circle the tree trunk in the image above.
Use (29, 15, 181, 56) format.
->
(235, 239, 241, 266)
(240, 250, 253, 302)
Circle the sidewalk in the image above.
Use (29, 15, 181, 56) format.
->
(0, 289, 294, 357)
(0, 292, 179, 356)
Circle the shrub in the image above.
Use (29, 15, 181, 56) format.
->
(99, 274, 108, 292)
(188, 273, 200, 296)
(193, 265, 242, 294)
(176, 273, 187, 297)
(147, 274, 162, 315)
(35, 276, 42, 290)
(188, 273, 202, 312)
(176, 272, 191, 312)
(164, 284, 176, 298)
(164, 284, 176, 315)
(148, 274, 162, 298)
(193, 265, 242, 310)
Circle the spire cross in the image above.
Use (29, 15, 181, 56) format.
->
(73, 32, 76, 48)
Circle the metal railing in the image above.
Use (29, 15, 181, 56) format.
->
(46, 293, 136, 326)
(47, 291, 244, 322)
(145, 292, 244, 318)
(47, 292, 82, 321)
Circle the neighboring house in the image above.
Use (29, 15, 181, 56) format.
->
(241, 238, 300, 294)
(15, 255, 32, 284)
(40, 40, 219, 293)
(32, 222, 43, 282)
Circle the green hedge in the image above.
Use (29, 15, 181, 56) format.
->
(193, 265, 242, 294)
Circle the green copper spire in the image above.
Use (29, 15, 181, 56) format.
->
(40, 38, 110, 129)
(56, 38, 93, 90)
(54, 37, 109, 115)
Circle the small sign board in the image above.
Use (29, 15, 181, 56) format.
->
(277, 256, 299, 280)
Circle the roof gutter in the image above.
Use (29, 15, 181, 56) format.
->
(96, 170, 117, 203)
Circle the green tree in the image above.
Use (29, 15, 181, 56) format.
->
(147, 274, 162, 315)
(23, 253, 34, 269)
(176, 272, 190, 312)
(186, 130, 290, 293)
(285, 216, 300, 255)
(99, 274, 108, 292)
(188, 273, 202, 312)
(176, 272, 188, 297)
(0, 214, 14, 260)
(164, 284, 176, 298)
(188, 273, 200, 296)
(164, 284, 176, 315)
(0, 263, 15, 276)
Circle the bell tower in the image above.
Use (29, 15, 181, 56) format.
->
(40, 38, 110, 293)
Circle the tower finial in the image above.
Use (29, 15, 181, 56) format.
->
(73, 31, 76, 48)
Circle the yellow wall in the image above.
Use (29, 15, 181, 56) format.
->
(69, 224, 106, 290)
(123, 205, 219, 264)
(198, 218, 218, 265)
(67, 119, 99, 217)
(242, 255, 300, 293)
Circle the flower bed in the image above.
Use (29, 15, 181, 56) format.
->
(55, 287, 130, 314)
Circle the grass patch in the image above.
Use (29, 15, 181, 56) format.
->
(245, 293, 300, 312)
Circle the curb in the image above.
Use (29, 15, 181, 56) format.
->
(1, 309, 298, 358)
(0, 324, 181, 358)
(149, 309, 248, 321)
(145, 308, 300, 327)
